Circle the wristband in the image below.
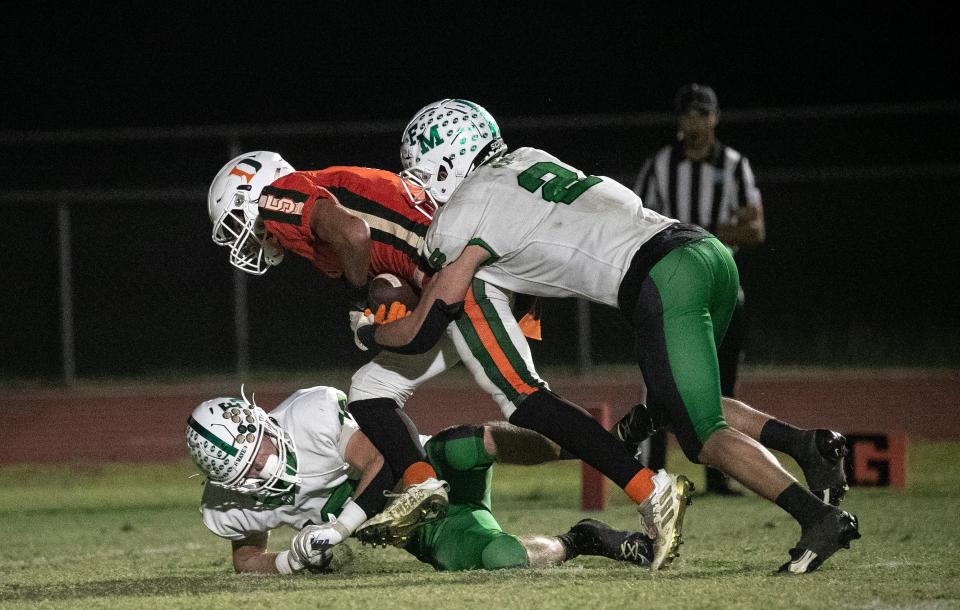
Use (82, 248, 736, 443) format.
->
(334, 500, 368, 534)
(275, 550, 300, 574)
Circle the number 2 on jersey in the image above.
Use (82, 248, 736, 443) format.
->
(516, 161, 602, 204)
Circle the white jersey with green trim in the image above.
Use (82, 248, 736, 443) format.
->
(424, 147, 677, 307)
(200, 386, 360, 541)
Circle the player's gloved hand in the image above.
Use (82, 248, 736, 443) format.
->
(288, 520, 349, 573)
(349, 308, 376, 351)
(373, 302, 412, 324)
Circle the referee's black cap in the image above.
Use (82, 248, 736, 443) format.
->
(675, 83, 718, 114)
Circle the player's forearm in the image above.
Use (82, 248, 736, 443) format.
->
(361, 273, 454, 350)
(333, 235, 371, 287)
(310, 199, 371, 286)
(360, 246, 482, 352)
(371, 306, 424, 347)
(361, 298, 463, 354)
(346, 431, 389, 498)
(233, 550, 282, 574)
(231, 536, 278, 574)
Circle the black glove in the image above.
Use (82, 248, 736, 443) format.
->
(342, 278, 369, 311)
(612, 403, 660, 445)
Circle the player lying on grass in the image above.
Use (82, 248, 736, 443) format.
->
(186, 386, 659, 574)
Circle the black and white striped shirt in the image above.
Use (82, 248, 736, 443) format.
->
(633, 141, 762, 233)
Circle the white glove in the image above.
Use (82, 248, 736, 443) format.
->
(349, 309, 375, 351)
(289, 520, 350, 572)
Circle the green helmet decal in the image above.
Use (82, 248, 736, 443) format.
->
(417, 124, 444, 154)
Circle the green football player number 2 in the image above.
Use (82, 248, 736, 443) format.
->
(516, 162, 602, 205)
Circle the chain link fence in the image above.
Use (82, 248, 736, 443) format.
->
(2, 103, 958, 383)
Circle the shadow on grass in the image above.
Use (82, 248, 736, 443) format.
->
(0, 562, 765, 603)
(1, 576, 230, 602)
(0, 571, 529, 602)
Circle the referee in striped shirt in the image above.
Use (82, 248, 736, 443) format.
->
(633, 83, 766, 495)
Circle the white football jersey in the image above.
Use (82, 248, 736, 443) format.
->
(425, 147, 677, 307)
(200, 386, 360, 541)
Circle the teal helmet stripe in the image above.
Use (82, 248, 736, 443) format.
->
(187, 416, 238, 457)
(454, 99, 499, 139)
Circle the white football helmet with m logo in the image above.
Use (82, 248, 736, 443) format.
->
(400, 99, 507, 205)
(207, 151, 295, 275)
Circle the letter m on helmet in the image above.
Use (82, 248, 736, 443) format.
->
(416, 124, 444, 154)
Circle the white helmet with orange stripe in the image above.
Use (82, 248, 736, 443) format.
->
(207, 151, 295, 275)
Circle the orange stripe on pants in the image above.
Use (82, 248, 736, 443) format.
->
(464, 287, 540, 397)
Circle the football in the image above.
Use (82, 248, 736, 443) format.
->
(367, 273, 420, 311)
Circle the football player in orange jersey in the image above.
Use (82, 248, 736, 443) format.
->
(207, 151, 548, 545)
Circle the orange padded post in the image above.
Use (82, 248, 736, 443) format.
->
(581, 404, 611, 511)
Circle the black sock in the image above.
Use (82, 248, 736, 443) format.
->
(509, 390, 642, 489)
(759, 419, 808, 458)
(348, 398, 425, 480)
(775, 482, 833, 529)
(352, 463, 396, 515)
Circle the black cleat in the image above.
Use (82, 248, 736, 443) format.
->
(801, 430, 850, 506)
(566, 518, 654, 567)
(778, 509, 861, 574)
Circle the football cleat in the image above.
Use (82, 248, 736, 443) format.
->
(778, 509, 861, 574)
(566, 518, 653, 566)
(801, 430, 850, 506)
(354, 478, 449, 547)
(636, 470, 695, 569)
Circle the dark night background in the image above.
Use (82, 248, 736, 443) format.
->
(2, 4, 958, 379)
(4, 4, 957, 130)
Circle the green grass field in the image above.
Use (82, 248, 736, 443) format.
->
(2, 443, 959, 609)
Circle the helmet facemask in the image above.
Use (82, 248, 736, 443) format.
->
(211, 196, 284, 275)
(186, 391, 301, 500)
(398, 169, 438, 221)
(207, 152, 294, 275)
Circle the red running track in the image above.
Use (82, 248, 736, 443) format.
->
(4, 368, 958, 464)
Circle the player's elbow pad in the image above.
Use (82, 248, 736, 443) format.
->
(371, 299, 464, 355)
